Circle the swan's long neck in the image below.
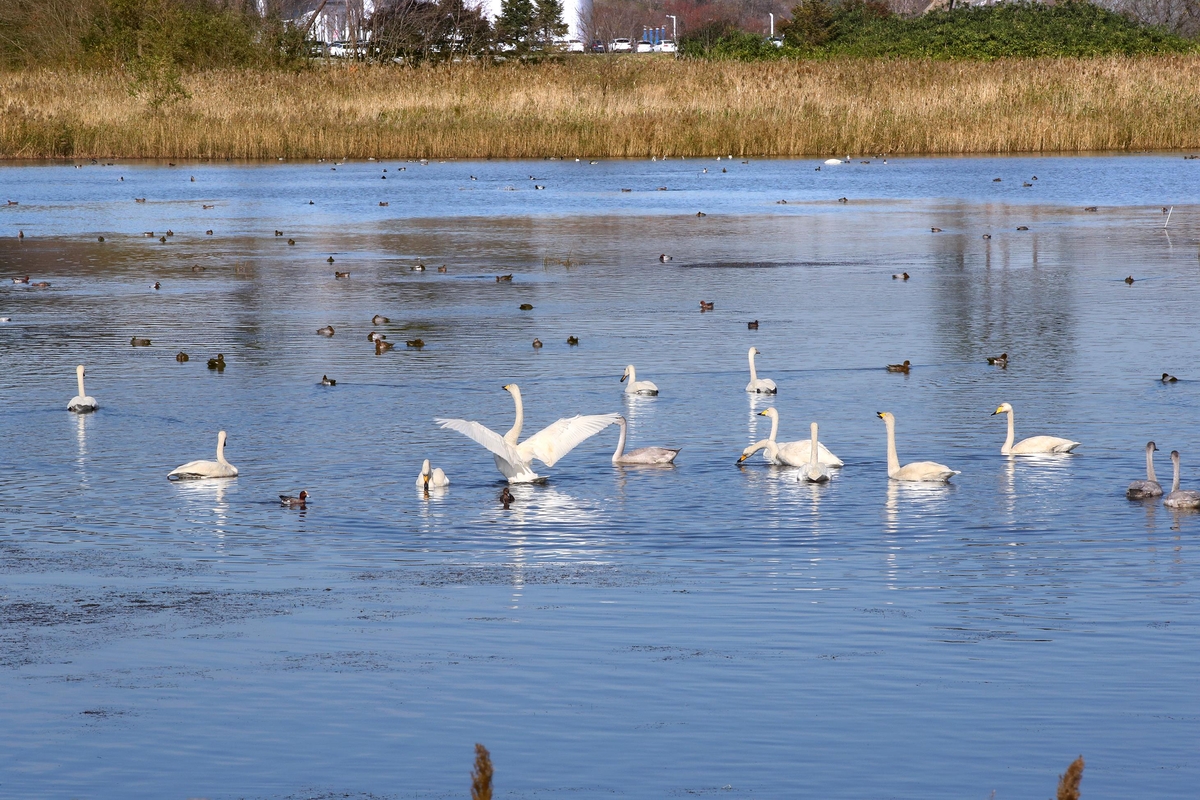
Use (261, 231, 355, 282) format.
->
(767, 411, 779, 442)
(1147, 447, 1158, 483)
(76, 366, 85, 397)
(884, 417, 900, 476)
(505, 388, 523, 445)
(1002, 409, 1015, 454)
(748, 350, 758, 383)
(1172, 455, 1181, 493)
(612, 419, 627, 462)
(216, 434, 228, 466)
(626, 365, 636, 384)
(809, 422, 819, 467)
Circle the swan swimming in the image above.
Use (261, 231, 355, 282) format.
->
(745, 347, 777, 394)
(436, 384, 618, 483)
(620, 365, 659, 395)
(1127, 441, 1163, 499)
(798, 422, 831, 483)
(612, 416, 679, 464)
(167, 430, 238, 480)
(67, 364, 97, 413)
(417, 459, 450, 489)
(738, 408, 842, 467)
(1164, 450, 1200, 509)
(992, 402, 1080, 455)
(876, 412, 958, 482)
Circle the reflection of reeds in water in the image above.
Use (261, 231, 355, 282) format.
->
(6, 58, 1200, 158)
(1056, 755, 1084, 800)
(471, 743, 493, 800)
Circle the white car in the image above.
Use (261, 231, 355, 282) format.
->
(327, 40, 350, 57)
(563, 39, 585, 53)
(610, 38, 632, 52)
(635, 41, 654, 53)
(655, 39, 677, 53)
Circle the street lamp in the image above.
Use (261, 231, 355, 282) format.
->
(666, 14, 677, 41)
(769, 12, 774, 36)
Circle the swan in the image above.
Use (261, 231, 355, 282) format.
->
(620, 365, 658, 395)
(612, 416, 679, 464)
(436, 384, 618, 483)
(992, 403, 1080, 455)
(798, 422, 830, 483)
(1127, 441, 1163, 499)
(823, 158, 843, 165)
(738, 408, 842, 467)
(1164, 451, 1200, 509)
(416, 459, 450, 489)
(168, 430, 238, 480)
(745, 347, 777, 394)
(67, 364, 97, 413)
(876, 412, 958, 482)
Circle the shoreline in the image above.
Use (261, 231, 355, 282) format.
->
(4, 57, 1200, 160)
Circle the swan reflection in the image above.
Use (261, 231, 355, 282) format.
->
(73, 412, 90, 489)
(884, 479, 955, 536)
(172, 478, 232, 542)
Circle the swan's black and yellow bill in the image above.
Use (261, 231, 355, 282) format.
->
(991, 407, 1004, 415)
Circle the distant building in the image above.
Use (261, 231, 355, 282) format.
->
(291, 0, 587, 42)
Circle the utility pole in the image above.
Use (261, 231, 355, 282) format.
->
(769, 13, 774, 36)
(666, 14, 677, 40)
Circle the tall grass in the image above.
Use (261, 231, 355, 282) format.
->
(5, 56, 1200, 159)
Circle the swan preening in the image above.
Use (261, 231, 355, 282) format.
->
(436, 384, 618, 483)
(1127, 441, 1163, 500)
(877, 412, 959, 482)
(168, 430, 238, 480)
(992, 403, 1080, 455)
(798, 422, 831, 483)
(612, 416, 679, 464)
(739, 408, 842, 467)
(1165, 451, 1200, 509)
(620, 365, 658, 395)
(67, 364, 97, 413)
(417, 459, 450, 490)
(745, 347, 777, 394)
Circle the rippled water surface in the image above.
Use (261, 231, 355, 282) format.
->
(2, 155, 1200, 799)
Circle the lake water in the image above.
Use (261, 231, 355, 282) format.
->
(2, 154, 1199, 799)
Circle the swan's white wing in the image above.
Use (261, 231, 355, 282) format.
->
(519, 413, 619, 467)
(435, 418, 523, 466)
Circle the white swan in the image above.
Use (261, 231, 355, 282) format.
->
(436, 384, 618, 483)
(416, 459, 450, 490)
(1165, 450, 1200, 509)
(823, 158, 843, 165)
(877, 412, 958, 482)
(992, 402, 1080, 455)
(798, 422, 830, 483)
(67, 364, 97, 413)
(1127, 441, 1162, 499)
(745, 347, 777, 394)
(620, 364, 658, 395)
(168, 430, 238, 480)
(738, 408, 842, 467)
(612, 416, 679, 464)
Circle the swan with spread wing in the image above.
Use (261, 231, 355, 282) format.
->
(436, 384, 619, 483)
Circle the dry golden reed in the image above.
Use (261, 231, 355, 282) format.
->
(1057, 755, 1085, 800)
(471, 742, 493, 800)
(4, 57, 1200, 159)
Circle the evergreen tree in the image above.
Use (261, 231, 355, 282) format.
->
(533, 0, 568, 47)
(497, 0, 536, 50)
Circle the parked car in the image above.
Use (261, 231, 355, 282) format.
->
(327, 40, 350, 57)
(769, 36, 785, 48)
(609, 38, 632, 52)
(564, 39, 585, 53)
(655, 39, 677, 53)
(591, 40, 606, 52)
(635, 40, 654, 53)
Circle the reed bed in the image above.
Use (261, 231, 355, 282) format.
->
(4, 57, 1200, 159)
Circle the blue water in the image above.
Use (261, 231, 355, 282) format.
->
(1, 155, 1198, 799)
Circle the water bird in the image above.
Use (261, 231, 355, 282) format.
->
(416, 459, 450, 490)
(12, 275, 29, 284)
(696, 211, 706, 217)
(159, 236, 166, 242)
(1165, 451, 1200, 509)
(207, 354, 225, 370)
(372, 315, 389, 324)
(930, 227, 942, 232)
(567, 336, 579, 346)
(1016, 226, 1029, 231)
(67, 365, 97, 413)
(279, 491, 308, 507)
(739, 408, 841, 467)
(496, 274, 513, 282)
(288, 239, 295, 245)
(823, 158, 842, 165)
(746, 347, 777, 394)
(798, 422, 831, 483)
(892, 273, 909, 280)
(886, 360, 911, 373)
(335, 271, 349, 278)
(876, 412, 958, 482)
(275, 231, 283, 236)
(168, 430, 238, 480)
(406, 338, 424, 348)
(130, 337, 151, 346)
(699, 301, 714, 311)
(519, 303, 534, 310)
(321, 375, 336, 386)
(412, 263, 425, 271)
(437, 265, 447, 273)
(328, 256, 336, 263)
(1162, 373, 1178, 383)
(0, 317, 9, 322)
(500, 487, 514, 509)
(191, 264, 205, 271)
(993, 178, 1001, 182)
(747, 320, 759, 329)
(166, 230, 173, 236)
(368, 331, 385, 342)
(982, 234, 991, 239)
(531, 338, 542, 349)
(317, 325, 335, 337)
(143, 232, 154, 237)
(203, 204, 214, 209)
(1023, 182, 1032, 187)
(1127, 442, 1163, 499)
(837, 197, 848, 203)
(611, 416, 679, 464)
(1125, 276, 1135, 284)
(659, 254, 672, 262)
(98, 236, 105, 242)
(379, 201, 388, 206)
(135, 198, 146, 203)
(376, 340, 395, 353)
(176, 352, 189, 362)
(620, 364, 658, 395)
(31, 281, 51, 288)
(205, 230, 213, 235)
(987, 353, 1008, 367)
(152, 282, 160, 290)
(18, 230, 23, 239)
(991, 402, 1080, 455)
(435, 383, 619, 483)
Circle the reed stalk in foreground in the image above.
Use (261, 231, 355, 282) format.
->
(471, 742, 493, 800)
(1057, 755, 1085, 800)
(5, 57, 1200, 159)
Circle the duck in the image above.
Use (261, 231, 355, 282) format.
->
(1127, 442, 1162, 500)
(567, 336, 579, 346)
(886, 360, 911, 373)
(176, 352, 189, 362)
(11, 276, 29, 284)
(930, 227, 942, 233)
(496, 274, 513, 282)
(152, 281, 161, 290)
(334, 271, 349, 278)
(372, 314, 389, 324)
(876, 412, 958, 482)
(1125, 275, 1135, 284)
(892, 272, 910, 280)
(1164, 451, 1200, 509)
(519, 303, 534, 310)
(437, 265, 447, 273)
(531, 338, 542, 349)
(745, 347, 777, 394)
(368, 331, 385, 342)
(288, 239, 295, 245)
(191, 265, 205, 272)
(699, 300, 714, 311)
(67, 365, 98, 413)
(321, 375, 336, 386)
(416, 459, 450, 490)
(987, 353, 1008, 367)
(130, 337, 151, 347)
(982, 234, 991, 239)
(1162, 373, 1178, 383)
(1016, 226, 1029, 231)
(406, 338, 424, 348)
(611, 416, 679, 464)
(412, 263, 425, 271)
(376, 340, 395, 353)
(739, 408, 842, 467)
(991, 402, 1080, 455)
(168, 430, 238, 480)
(747, 320, 759, 330)
(31, 281, 51, 288)
(659, 254, 672, 262)
(500, 487, 514, 509)
(620, 364, 658, 395)
(279, 491, 309, 507)
(207, 354, 226, 371)
(317, 325, 335, 337)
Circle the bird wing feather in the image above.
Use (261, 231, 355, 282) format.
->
(435, 418, 523, 466)
(518, 413, 619, 467)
